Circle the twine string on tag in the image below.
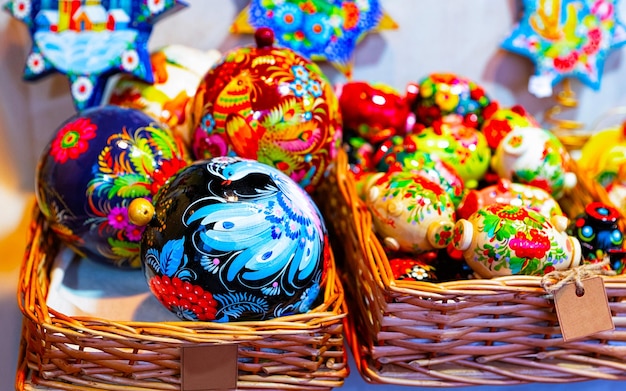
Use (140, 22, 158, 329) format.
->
(541, 257, 615, 296)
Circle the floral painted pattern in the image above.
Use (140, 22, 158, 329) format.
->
(145, 238, 220, 321)
(406, 121, 491, 188)
(191, 42, 341, 193)
(480, 105, 538, 150)
(389, 257, 437, 282)
(493, 126, 574, 199)
(108, 206, 130, 230)
(457, 203, 572, 276)
(412, 73, 493, 128)
(50, 117, 97, 163)
(501, 0, 626, 92)
(242, 0, 387, 74)
(375, 148, 466, 207)
(84, 123, 188, 266)
(150, 275, 219, 321)
(36, 106, 189, 269)
(375, 171, 449, 225)
(367, 170, 456, 254)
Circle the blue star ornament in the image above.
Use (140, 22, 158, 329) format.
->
(501, 0, 626, 96)
(230, 0, 398, 78)
(4, 0, 187, 111)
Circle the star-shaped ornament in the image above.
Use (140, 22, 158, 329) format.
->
(230, 0, 397, 78)
(5, 0, 187, 111)
(501, 0, 626, 97)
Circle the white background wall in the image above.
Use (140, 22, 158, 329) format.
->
(3, 0, 626, 194)
(2, 2, 626, 389)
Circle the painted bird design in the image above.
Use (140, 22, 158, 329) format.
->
(183, 157, 326, 296)
(211, 68, 325, 177)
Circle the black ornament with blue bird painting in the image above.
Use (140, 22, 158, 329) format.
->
(138, 156, 329, 322)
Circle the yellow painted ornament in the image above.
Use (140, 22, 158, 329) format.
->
(578, 125, 626, 188)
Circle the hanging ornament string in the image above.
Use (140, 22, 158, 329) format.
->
(541, 257, 615, 296)
(544, 78, 588, 151)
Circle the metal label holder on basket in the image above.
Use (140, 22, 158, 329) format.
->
(181, 343, 238, 391)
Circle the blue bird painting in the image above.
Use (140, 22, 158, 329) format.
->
(140, 156, 328, 322)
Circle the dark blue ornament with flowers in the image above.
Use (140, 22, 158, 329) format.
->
(4, 0, 187, 111)
(35, 105, 189, 269)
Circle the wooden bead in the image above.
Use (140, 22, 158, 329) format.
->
(128, 198, 155, 227)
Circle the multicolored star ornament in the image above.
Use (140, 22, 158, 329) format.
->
(5, 0, 187, 111)
(501, 0, 626, 97)
(230, 0, 398, 77)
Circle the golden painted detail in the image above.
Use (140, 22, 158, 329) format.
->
(530, 0, 582, 42)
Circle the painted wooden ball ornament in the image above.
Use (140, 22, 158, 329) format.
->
(491, 126, 577, 199)
(337, 81, 412, 144)
(410, 73, 493, 129)
(404, 118, 491, 189)
(129, 157, 329, 322)
(456, 178, 564, 221)
(453, 203, 582, 278)
(35, 105, 190, 268)
(374, 144, 466, 208)
(480, 104, 539, 150)
(190, 27, 342, 193)
(343, 131, 376, 180)
(578, 124, 626, 188)
(567, 202, 625, 267)
(389, 256, 437, 282)
(364, 170, 456, 254)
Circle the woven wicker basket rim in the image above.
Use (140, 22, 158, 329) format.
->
(328, 143, 626, 387)
(18, 204, 347, 341)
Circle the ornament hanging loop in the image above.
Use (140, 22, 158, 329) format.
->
(541, 257, 615, 296)
(545, 79, 588, 150)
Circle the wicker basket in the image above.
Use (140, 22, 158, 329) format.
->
(15, 206, 348, 391)
(320, 148, 626, 387)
